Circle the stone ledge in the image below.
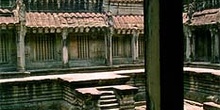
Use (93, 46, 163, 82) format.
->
(203, 102, 220, 110)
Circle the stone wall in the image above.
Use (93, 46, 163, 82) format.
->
(0, 69, 145, 110)
(0, 79, 99, 110)
(184, 70, 220, 104)
(0, 79, 63, 110)
(117, 70, 146, 102)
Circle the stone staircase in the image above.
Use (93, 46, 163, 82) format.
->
(98, 89, 119, 110)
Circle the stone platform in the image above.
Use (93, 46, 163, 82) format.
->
(0, 69, 145, 110)
(184, 67, 220, 110)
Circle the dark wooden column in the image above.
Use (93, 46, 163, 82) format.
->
(62, 28, 69, 68)
(145, 0, 160, 109)
(131, 29, 139, 63)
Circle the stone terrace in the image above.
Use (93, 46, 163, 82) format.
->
(0, 69, 145, 110)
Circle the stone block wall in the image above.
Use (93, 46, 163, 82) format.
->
(117, 71, 146, 102)
(0, 79, 63, 110)
(184, 70, 220, 103)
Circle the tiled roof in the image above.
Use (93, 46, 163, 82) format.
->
(0, 9, 18, 25)
(0, 17, 18, 25)
(109, 0, 143, 3)
(189, 8, 220, 26)
(112, 15, 144, 34)
(26, 12, 108, 28)
(0, 9, 13, 14)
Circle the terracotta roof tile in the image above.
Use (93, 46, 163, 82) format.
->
(189, 8, 220, 26)
(110, 0, 143, 4)
(113, 15, 144, 30)
(0, 9, 18, 25)
(26, 12, 108, 28)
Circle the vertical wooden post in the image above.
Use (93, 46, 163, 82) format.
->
(145, 0, 160, 109)
(132, 29, 139, 63)
(62, 28, 69, 68)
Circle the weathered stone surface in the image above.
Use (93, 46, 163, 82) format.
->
(184, 67, 220, 103)
(0, 69, 143, 110)
(204, 102, 220, 110)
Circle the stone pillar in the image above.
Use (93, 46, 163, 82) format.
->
(62, 28, 69, 68)
(214, 30, 219, 62)
(183, 26, 194, 62)
(17, 24, 26, 72)
(191, 31, 196, 61)
(16, 0, 26, 72)
(106, 27, 113, 66)
(113, 87, 138, 110)
(131, 29, 139, 63)
(210, 28, 219, 63)
(106, 11, 114, 66)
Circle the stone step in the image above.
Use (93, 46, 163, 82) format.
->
(100, 91, 115, 95)
(100, 90, 114, 94)
(100, 95, 116, 99)
(99, 103, 119, 109)
(99, 99, 118, 105)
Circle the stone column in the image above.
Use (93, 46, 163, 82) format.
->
(106, 27, 113, 66)
(191, 31, 196, 61)
(62, 28, 69, 68)
(214, 30, 219, 62)
(106, 11, 114, 66)
(189, 28, 195, 62)
(16, 0, 26, 72)
(210, 28, 219, 63)
(183, 26, 194, 62)
(131, 29, 139, 63)
(17, 24, 26, 72)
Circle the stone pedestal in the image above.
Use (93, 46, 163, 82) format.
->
(113, 86, 138, 110)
